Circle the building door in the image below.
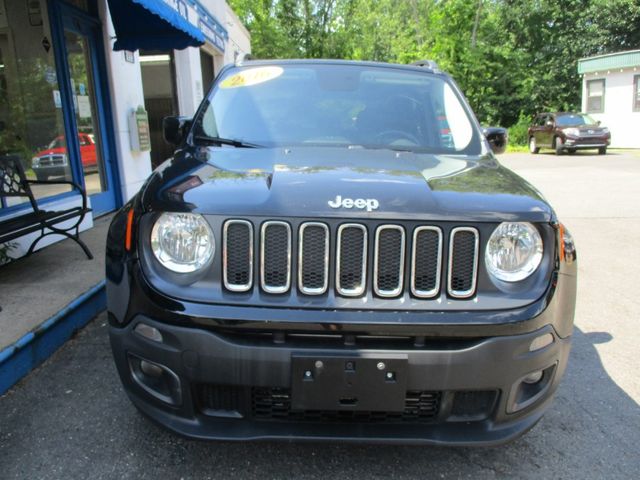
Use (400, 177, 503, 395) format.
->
(58, 4, 118, 214)
(200, 50, 215, 93)
(140, 51, 178, 169)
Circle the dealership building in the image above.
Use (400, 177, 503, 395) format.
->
(578, 49, 640, 149)
(0, 0, 250, 258)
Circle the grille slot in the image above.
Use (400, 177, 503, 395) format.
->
(336, 224, 367, 297)
(447, 227, 479, 298)
(373, 225, 405, 297)
(411, 226, 443, 298)
(260, 221, 292, 293)
(251, 387, 440, 423)
(223, 220, 253, 292)
(298, 222, 329, 295)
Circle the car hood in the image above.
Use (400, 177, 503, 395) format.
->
(561, 125, 607, 133)
(141, 146, 555, 222)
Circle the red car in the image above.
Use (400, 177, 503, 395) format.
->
(31, 133, 97, 181)
(528, 112, 611, 155)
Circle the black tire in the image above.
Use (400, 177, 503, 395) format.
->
(529, 137, 539, 154)
(554, 136, 564, 155)
(568, 149, 577, 155)
(598, 147, 607, 155)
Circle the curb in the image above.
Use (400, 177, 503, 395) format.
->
(0, 281, 106, 395)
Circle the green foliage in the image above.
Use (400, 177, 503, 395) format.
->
(229, 0, 640, 129)
(508, 113, 534, 146)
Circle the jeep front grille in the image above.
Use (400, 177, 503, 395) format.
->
(411, 226, 443, 298)
(374, 225, 405, 297)
(260, 221, 291, 293)
(223, 220, 253, 292)
(222, 219, 480, 299)
(336, 224, 368, 297)
(447, 227, 479, 298)
(298, 222, 329, 295)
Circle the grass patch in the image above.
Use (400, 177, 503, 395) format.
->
(506, 144, 529, 153)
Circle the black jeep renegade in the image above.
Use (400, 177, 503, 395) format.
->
(106, 60, 577, 445)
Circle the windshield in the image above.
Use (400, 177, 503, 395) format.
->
(194, 64, 481, 154)
(47, 137, 65, 149)
(556, 113, 598, 127)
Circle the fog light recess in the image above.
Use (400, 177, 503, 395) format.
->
(140, 360, 163, 377)
(522, 370, 544, 385)
(507, 363, 557, 413)
(128, 354, 182, 406)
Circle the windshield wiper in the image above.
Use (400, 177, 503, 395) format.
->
(192, 134, 262, 148)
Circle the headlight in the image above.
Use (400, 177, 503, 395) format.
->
(485, 222, 543, 282)
(602, 127, 609, 133)
(564, 128, 579, 137)
(150, 212, 215, 273)
(32, 157, 40, 167)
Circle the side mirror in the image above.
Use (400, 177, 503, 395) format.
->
(162, 116, 191, 145)
(483, 127, 508, 155)
(597, 120, 601, 126)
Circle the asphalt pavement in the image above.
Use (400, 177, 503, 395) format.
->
(1, 150, 639, 479)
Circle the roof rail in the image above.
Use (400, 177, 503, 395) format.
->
(410, 60, 441, 72)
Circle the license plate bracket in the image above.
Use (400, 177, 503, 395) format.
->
(291, 355, 408, 412)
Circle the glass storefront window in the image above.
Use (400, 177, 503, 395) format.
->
(0, 1, 71, 208)
(64, 29, 107, 196)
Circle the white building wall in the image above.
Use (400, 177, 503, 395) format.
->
(582, 68, 640, 149)
(97, 0, 251, 201)
(223, 2, 252, 64)
(174, 48, 205, 117)
(173, 1, 251, 115)
(99, 0, 152, 202)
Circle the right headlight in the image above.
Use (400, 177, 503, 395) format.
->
(150, 212, 215, 273)
(485, 222, 543, 282)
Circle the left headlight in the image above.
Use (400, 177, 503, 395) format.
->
(150, 212, 215, 273)
(564, 128, 579, 137)
(485, 222, 543, 282)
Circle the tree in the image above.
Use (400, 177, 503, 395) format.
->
(229, 0, 640, 132)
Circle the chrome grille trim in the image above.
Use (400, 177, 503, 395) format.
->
(336, 223, 368, 297)
(222, 219, 254, 292)
(447, 227, 479, 299)
(298, 222, 330, 295)
(373, 225, 406, 298)
(260, 221, 292, 294)
(411, 226, 443, 298)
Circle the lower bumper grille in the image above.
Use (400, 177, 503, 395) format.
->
(253, 387, 441, 423)
(195, 384, 441, 423)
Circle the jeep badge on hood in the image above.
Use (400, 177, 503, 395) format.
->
(328, 195, 379, 212)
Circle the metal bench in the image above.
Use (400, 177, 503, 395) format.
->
(0, 155, 93, 260)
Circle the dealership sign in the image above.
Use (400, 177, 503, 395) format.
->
(164, 0, 228, 52)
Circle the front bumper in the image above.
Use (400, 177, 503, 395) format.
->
(110, 315, 571, 445)
(32, 165, 69, 177)
(563, 136, 610, 149)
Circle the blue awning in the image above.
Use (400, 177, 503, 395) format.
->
(108, 0, 205, 51)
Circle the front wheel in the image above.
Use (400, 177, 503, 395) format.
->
(554, 136, 564, 155)
(598, 147, 607, 155)
(529, 137, 539, 154)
